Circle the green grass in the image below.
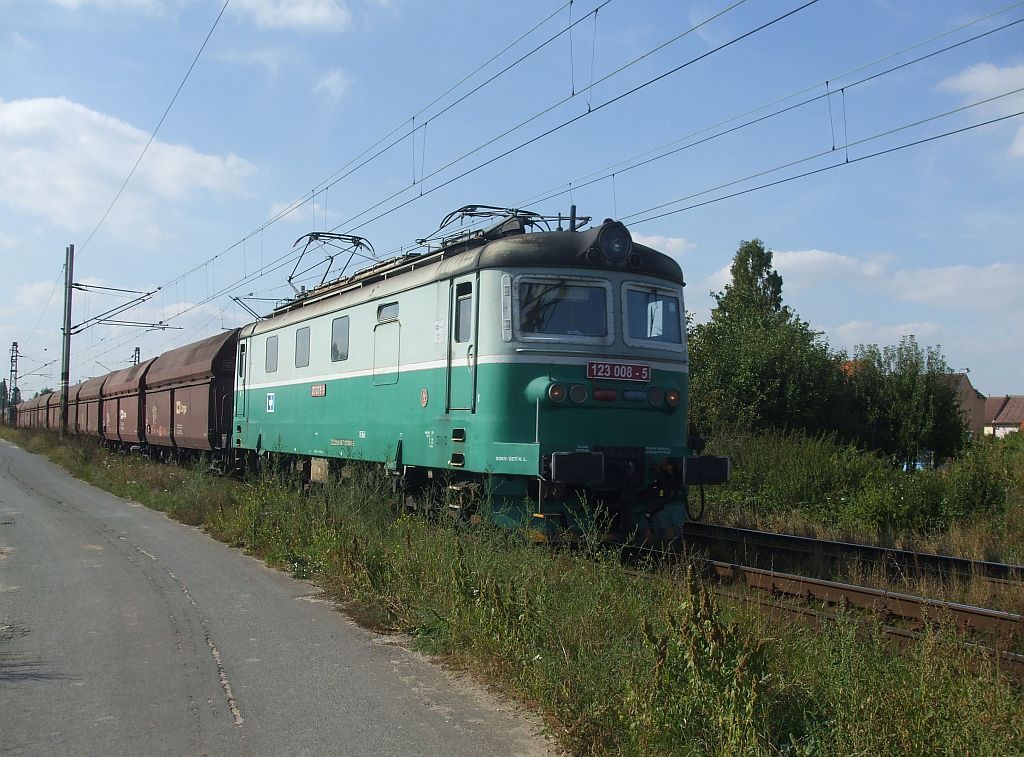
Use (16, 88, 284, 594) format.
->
(4, 426, 1023, 755)
(705, 429, 1024, 564)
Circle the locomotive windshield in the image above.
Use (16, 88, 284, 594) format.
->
(518, 280, 608, 337)
(624, 288, 682, 345)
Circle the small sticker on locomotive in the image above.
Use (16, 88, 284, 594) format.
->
(311, 383, 327, 397)
(330, 438, 355, 447)
(266, 393, 275, 413)
(434, 320, 445, 343)
(586, 361, 651, 382)
(358, 430, 366, 439)
(420, 388, 429, 407)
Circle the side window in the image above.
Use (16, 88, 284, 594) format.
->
(237, 342, 246, 378)
(454, 283, 472, 343)
(265, 335, 278, 373)
(295, 326, 310, 368)
(377, 302, 399, 322)
(331, 316, 349, 362)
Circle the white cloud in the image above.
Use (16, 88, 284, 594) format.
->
(233, 0, 353, 31)
(0, 231, 17, 250)
(216, 48, 291, 77)
(8, 32, 33, 51)
(765, 249, 1024, 314)
(830, 320, 944, 348)
(312, 68, 353, 102)
(939, 62, 1024, 158)
(887, 263, 1024, 310)
(773, 249, 883, 293)
(45, 0, 164, 10)
(13, 281, 58, 310)
(0, 97, 255, 235)
(632, 234, 695, 258)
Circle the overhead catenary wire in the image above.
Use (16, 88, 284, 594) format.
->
(70, 2, 1015, 364)
(149, 0, 796, 329)
(154, 0, 608, 296)
(513, 16, 1024, 211)
(101, 0, 759, 346)
(624, 109, 1024, 226)
(78, 0, 232, 257)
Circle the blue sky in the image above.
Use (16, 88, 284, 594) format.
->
(1, 0, 1022, 397)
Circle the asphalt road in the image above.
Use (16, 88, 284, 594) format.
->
(0, 439, 552, 756)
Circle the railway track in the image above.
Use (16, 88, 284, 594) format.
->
(700, 557, 1024, 682)
(683, 522, 1024, 586)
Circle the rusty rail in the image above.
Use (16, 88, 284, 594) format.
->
(703, 558, 1024, 682)
(684, 522, 1024, 586)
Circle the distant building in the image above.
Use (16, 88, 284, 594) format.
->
(951, 373, 986, 438)
(984, 395, 1024, 437)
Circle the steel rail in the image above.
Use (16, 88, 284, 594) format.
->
(714, 584, 1024, 683)
(684, 522, 1024, 585)
(704, 559, 1023, 638)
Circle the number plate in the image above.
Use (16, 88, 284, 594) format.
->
(586, 361, 651, 382)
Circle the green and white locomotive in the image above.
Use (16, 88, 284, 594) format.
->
(232, 207, 729, 541)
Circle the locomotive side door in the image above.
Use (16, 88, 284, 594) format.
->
(236, 339, 248, 421)
(446, 274, 477, 412)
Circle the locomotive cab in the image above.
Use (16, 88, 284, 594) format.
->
(466, 218, 730, 541)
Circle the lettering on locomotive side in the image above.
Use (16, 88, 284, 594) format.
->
(330, 438, 355, 447)
(495, 455, 529, 463)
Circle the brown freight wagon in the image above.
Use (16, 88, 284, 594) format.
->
(77, 375, 108, 438)
(28, 394, 49, 429)
(21, 395, 38, 428)
(21, 395, 35, 428)
(103, 359, 156, 447)
(144, 329, 239, 456)
(46, 391, 61, 430)
(68, 382, 85, 434)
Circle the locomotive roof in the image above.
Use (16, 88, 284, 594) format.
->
(252, 225, 684, 333)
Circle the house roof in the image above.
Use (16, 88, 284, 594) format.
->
(950, 372, 986, 400)
(985, 395, 1024, 426)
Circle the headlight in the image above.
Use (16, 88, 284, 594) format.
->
(647, 387, 665, 406)
(548, 383, 567, 403)
(665, 389, 680, 407)
(598, 221, 632, 261)
(569, 384, 588, 404)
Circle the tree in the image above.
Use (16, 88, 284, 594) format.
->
(711, 239, 788, 324)
(32, 387, 54, 399)
(845, 337, 967, 467)
(689, 239, 847, 434)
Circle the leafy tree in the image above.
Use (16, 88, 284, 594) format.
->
(712, 239, 788, 323)
(845, 337, 967, 467)
(689, 239, 847, 434)
(32, 387, 55, 399)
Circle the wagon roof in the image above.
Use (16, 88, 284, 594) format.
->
(68, 382, 86, 401)
(146, 329, 239, 389)
(104, 358, 156, 397)
(79, 374, 108, 400)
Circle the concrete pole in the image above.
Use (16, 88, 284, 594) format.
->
(60, 244, 74, 436)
